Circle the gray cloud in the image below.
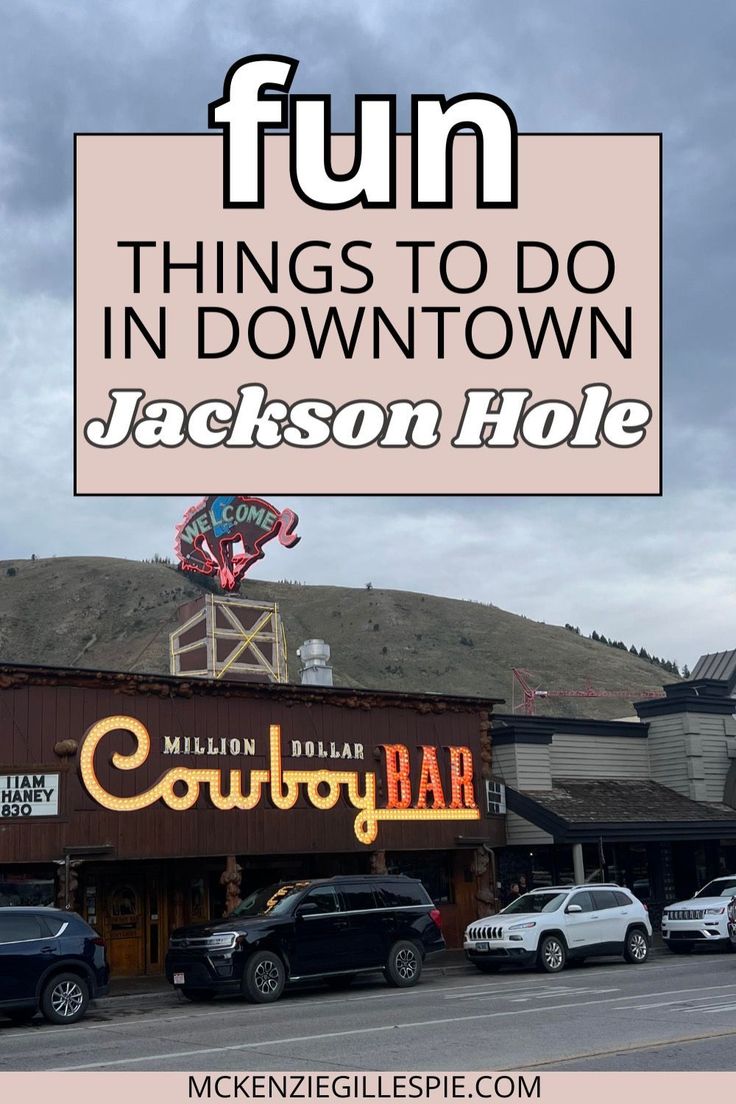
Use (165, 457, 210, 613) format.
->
(0, 1, 734, 673)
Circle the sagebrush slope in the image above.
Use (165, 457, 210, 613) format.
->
(0, 557, 676, 717)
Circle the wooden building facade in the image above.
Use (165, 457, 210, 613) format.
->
(0, 664, 504, 975)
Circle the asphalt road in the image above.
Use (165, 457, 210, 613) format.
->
(2, 953, 736, 1072)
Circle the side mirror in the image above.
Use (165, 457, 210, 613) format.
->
(297, 901, 319, 917)
(566, 904, 583, 914)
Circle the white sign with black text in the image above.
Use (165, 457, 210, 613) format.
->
(0, 773, 60, 818)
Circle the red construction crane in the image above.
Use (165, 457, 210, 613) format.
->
(511, 667, 666, 716)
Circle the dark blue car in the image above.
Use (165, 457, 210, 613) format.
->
(0, 907, 109, 1025)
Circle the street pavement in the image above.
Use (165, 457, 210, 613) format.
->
(2, 948, 736, 1072)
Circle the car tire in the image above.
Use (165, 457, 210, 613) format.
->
(385, 940, 423, 988)
(181, 988, 216, 1002)
(667, 943, 693, 954)
(325, 974, 356, 990)
(40, 973, 90, 1025)
(241, 950, 286, 1004)
(623, 927, 649, 964)
(537, 935, 567, 973)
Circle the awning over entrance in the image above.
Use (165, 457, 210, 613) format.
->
(506, 778, 736, 843)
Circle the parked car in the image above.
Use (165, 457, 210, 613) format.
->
(662, 875, 736, 954)
(464, 884, 651, 974)
(165, 875, 445, 1003)
(0, 907, 109, 1025)
(727, 895, 736, 946)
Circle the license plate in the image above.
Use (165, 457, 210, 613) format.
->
(475, 941, 490, 952)
(174, 972, 185, 985)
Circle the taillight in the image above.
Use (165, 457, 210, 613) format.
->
(642, 903, 648, 912)
(430, 908, 442, 931)
(93, 937, 106, 947)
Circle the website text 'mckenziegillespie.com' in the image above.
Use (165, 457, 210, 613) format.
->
(188, 1074, 542, 1101)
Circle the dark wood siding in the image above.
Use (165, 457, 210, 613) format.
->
(0, 677, 501, 862)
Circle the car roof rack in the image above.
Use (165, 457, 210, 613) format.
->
(529, 883, 624, 891)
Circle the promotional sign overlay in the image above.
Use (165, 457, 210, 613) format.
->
(174, 494, 299, 590)
(75, 56, 661, 496)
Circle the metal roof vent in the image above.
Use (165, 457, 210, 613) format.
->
(297, 639, 333, 687)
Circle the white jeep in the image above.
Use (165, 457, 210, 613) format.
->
(464, 884, 651, 974)
(662, 875, 736, 954)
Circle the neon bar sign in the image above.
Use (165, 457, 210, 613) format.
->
(79, 716, 480, 845)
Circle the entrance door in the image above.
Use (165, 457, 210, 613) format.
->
(106, 879, 145, 976)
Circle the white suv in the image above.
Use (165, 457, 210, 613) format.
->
(662, 875, 736, 954)
(464, 884, 651, 974)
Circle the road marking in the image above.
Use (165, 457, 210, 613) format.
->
(51, 981, 736, 1071)
(6, 977, 735, 1050)
(510, 1027, 736, 1070)
(507, 988, 619, 1003)
(444, 985, 620, 1002)
(614, 989, 736, 1011)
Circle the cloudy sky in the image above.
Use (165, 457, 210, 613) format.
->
(1, 1, 734, 669)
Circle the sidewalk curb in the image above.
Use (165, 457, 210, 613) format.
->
(103, 948, 670, 1000)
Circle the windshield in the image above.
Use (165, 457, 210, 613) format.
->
(501, 891, 567, 915)
(232, 882, 311, 918)
(695, 878, 736, 898)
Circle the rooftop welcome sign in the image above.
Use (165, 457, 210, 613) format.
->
(75, 55, 660, 495)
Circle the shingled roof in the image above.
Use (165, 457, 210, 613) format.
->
(507, 778, 736, 842)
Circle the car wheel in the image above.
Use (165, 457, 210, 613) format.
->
(624, 928, 649, 964)
(181, 988, 216, 1002)
(325, 974, 356, 990)
(667, 943, 693, 954)
(537, 935, 566, 973)
(242, 950, 286, 1004)
(385, 940, 423, 988)
(40, 973, 89, 1025)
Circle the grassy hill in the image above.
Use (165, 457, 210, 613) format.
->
(0, 556, 676, 718)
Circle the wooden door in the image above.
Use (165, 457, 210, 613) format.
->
(105, 878, 145, 977)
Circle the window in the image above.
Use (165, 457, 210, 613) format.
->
(341, 886, 378, 912)
(379, 882, 430, 908)
(568, 891, 595, 913)
(502, 891, 567, 915)
(232, 881, 311, 917)
(591, 890, 620, 910)
(613, 890, 633, 907)
(696, 878, 736, 898)
(303, 886, 340, 914)
(0, 878, 55, 907)
(0, 913, 47, 943)
(41, 915, 68, 936)
(385, 851, 452, 903)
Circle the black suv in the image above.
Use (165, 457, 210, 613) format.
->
(0, 908, 110, 1025)
(165, 875, 445, 1003)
